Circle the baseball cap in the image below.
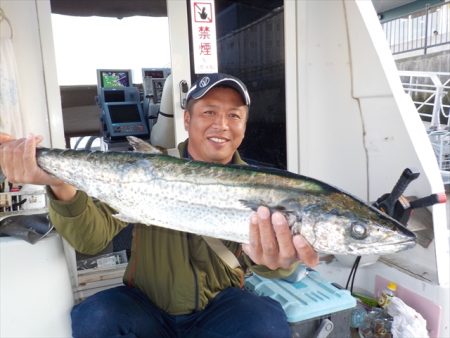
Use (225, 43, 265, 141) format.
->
(184, 73, 251, 108)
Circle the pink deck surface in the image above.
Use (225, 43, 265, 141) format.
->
(375, 275, 441, 338)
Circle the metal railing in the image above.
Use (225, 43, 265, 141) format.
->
(399, 70, 450, 129)
(382, 2, 450, 55)
(399, 70, 450, 183)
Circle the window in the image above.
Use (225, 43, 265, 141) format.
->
(51, 14, 171, 85)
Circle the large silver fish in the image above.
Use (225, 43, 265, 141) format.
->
(2, 146, 416, 255)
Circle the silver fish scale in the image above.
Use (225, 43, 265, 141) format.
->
(33, 148, 416, 255)
(107, 175, 286, 243)
(38, 152, 255, 241)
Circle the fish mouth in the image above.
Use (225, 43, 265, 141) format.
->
(393, 223, 416, 237)
(348, 238, 416, 255)
(376, 239, 416, 248)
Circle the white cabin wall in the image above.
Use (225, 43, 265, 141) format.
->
(345, 1, 443, 201)
(1, 0, 64, 148)
(2, 0, 77, 290)
(289, 0, 445, 202)
(166, 0, 190, 145)
(293, 0, 368, 199)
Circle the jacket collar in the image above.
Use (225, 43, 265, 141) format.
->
(177, 139, 246, 165)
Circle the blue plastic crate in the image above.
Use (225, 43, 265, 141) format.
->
(245, 270, 356, 323)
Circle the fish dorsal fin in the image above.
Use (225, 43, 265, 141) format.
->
(126, 136, 163, 154)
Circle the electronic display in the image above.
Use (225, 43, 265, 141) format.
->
(102, 101, 149, 140)
(99, 70, 131, 88)
(108, 104, 142, 124)
(141, 68, 170, 105)
(103, 90, 126, 102)
(143, 70, 165, 78)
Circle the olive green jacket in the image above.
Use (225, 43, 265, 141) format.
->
(48, 140, 297, 315)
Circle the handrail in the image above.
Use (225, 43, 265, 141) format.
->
(381, 2, 450, 55)
(399, 70, 450, 182)
(428, 130, 450, 184)
(399, 71, 450, 130)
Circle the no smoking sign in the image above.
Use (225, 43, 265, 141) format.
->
(193, 2, 213, 23)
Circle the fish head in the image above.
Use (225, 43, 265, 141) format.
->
(289, 193, 416, 256)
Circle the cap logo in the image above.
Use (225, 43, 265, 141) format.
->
(199, 76, 210, 88)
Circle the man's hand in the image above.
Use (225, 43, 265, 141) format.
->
(0, 133, 76, 201)
(242, 206, 319, 270)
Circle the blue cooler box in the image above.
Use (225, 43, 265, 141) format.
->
(245, 270, 356, 338)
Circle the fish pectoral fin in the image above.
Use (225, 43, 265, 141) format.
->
(239, 199, 268, 211)
(239, 199, 303, 233)
(274, 199, 306, 229)
(239, 199, 301, 224)
(112, 213, 141, 224)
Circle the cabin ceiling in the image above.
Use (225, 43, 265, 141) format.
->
(50, 0, 168, 18)
(50, 0, 417, 18)
(50, 0, 280, 18)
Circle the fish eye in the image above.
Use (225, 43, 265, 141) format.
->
(351, 222, 368, 240)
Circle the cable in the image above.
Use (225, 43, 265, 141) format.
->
(345, 255, 361, 293)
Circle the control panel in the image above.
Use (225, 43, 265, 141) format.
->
(96, 69, 149, 142)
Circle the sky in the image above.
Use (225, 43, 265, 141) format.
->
(51, 14, 171, 85)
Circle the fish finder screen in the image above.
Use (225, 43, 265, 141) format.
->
(108, 104, 142, 124)
(101, 71, 130, 88)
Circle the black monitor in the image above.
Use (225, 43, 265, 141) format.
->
(142, 68, 170, 80)
(108, 104, 142, 124)
(102, 102, 149, 140)
(143, 69, 165, 79)
(103, 90, 126, 103)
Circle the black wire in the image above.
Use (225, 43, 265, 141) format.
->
(345, 255, 361, 292)
(345, 259, 355, 289)
(350, 256, 361, 293)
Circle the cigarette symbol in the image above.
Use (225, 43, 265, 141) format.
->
(194, 3, 212, 23)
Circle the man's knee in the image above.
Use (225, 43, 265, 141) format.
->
(72, 297, 113, 323)
(71, 298, 116, 338)
(209, 288, 291, 338)
(71, 287, 133, 338)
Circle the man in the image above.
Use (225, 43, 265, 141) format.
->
(0, 73, 318, 338)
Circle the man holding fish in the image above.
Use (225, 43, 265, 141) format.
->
(0, 73, 319, 337)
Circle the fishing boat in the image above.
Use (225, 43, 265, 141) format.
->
(0, 0, 448, 337)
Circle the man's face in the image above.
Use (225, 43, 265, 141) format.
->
(184, 87, 248, 164)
